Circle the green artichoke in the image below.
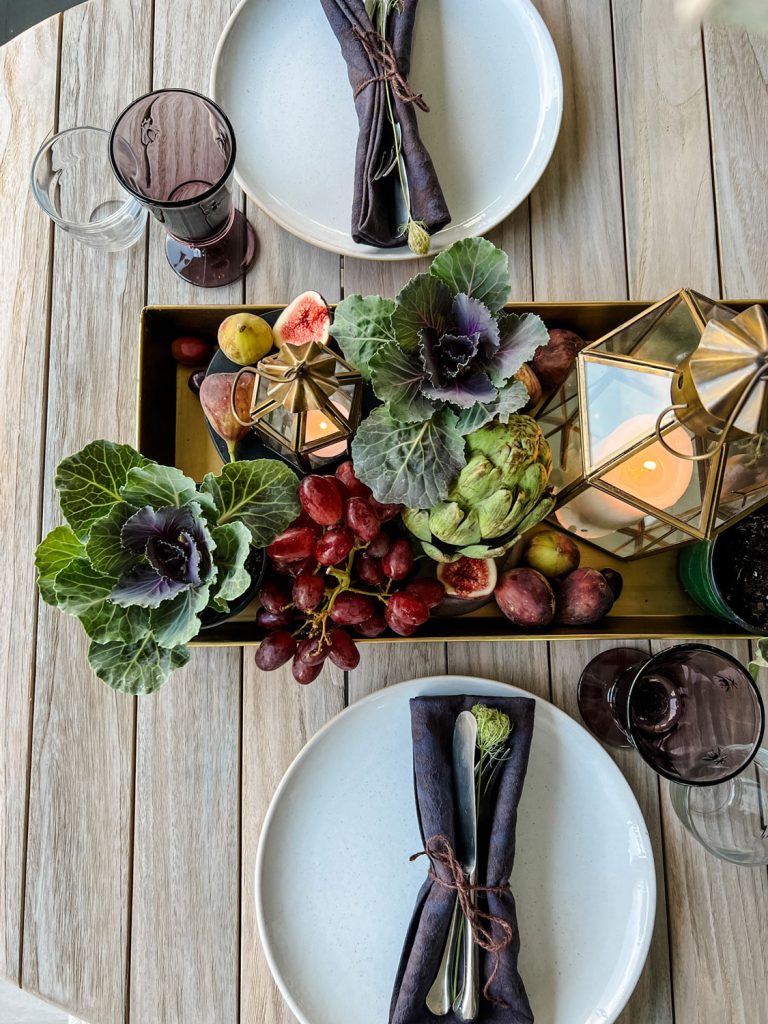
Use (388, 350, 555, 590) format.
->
(403, 417, 555, 562)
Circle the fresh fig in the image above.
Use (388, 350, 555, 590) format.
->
(524, 531, 580, 578)
(437, 557, 497, 599)
(514, 364, 543, 407)
(494, 568, 556, 627)
(532, 328, 585, 389)
(217, 312, 273, 365)
(600, 568, 624, 601)
(199, 371, 254, 460)
(556, 567, 616, 625)
(274, 291, 331, 346)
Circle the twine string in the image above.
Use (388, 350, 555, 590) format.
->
(410, 834, 515, 1006)
(352, 27, 430, 111)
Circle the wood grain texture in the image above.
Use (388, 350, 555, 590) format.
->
(128, 3, 244, 1022)
(530, 0, 627, 301)
(612, 0, 719, 296)
(0, 15, 59, 985)
(651, 640, 768, 1024)
(22, 2, 151, 1021)
(705, 26, 768, 297)
(239, 214, 342, 1024)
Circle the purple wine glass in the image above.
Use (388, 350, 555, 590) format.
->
(109, 88, 256, 287)
(577, 644, 765, 785)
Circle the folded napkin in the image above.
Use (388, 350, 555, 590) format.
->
(390, 695, 535, 1024)
(319, 0, 451, 247)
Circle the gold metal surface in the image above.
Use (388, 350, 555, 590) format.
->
(137, 300, 762, 646)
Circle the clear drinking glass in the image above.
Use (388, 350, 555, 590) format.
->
(30, 127, 147, 250)
(577, 644, 765, 785)
(108, 88, 256, 288)
(670, 748, 768, 865)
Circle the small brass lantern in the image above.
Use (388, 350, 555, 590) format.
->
(232, 341, 363, 471)
(537, 290, 768, 559)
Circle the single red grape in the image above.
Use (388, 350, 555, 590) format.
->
(355, 552, 385, 587)
(254, 631, 296, 671)
(366, 531, 391, 558)
(299, 475, 343, 526)
(387, 591, 429, 626)
(256, 607, 294, 630)
(187, 369, 206, 395)
(292, 658, 323, 684)
(292, 572, 326, 612)
(267, 526, 316, 561)
(329, 592, 376, 625)
(384, 603, 418, 636)
(315, 526, 355, 566)
(257, 578, 292, 614)
(344, 497, 381, 542)
(355, 613, 387, 638)
(381, 539, 413, 580)
(328, 629, 360, 670)
(404, 578, 445, 610)
(296, 636, 331, 667)
(335, 460, 372, 499)
(368, 498, 403, 523)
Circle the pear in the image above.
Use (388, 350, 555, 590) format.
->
(199, 371, 254, 461)
(217, 313, 273, 366)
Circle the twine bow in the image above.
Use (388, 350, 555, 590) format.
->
(352, 26, 430, 111)
(411, 834, 516, 1006)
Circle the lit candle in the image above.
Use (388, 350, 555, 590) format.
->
(304, 402, 349, 459)
(557, 415, 694, 538)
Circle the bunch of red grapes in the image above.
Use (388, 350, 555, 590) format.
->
(255, 460, 444, 683)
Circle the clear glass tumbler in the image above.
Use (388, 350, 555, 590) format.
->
(30, 126, 147, 250)
(669, 748, 768, 866)
(108, 88, 256, 288)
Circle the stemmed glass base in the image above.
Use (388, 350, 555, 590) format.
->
(577, 647, 647, 748)
(166, 209, 257, 288)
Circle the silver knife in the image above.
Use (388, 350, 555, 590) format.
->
(425, 711, 477, 1014)
(453, 711, 480, 1022)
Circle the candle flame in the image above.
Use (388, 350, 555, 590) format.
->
(643, 460, 657, 471)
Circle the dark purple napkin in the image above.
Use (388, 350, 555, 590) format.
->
(319, 0, 450, 247)
(390, 695, 535, 1024)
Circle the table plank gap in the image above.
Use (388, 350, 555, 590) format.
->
(0, 11, 60, 987)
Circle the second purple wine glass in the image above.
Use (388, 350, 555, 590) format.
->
(578, 644, 765, 785)
(109, 88, 255, 287)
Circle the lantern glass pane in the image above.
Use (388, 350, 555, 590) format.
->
(539, 366, 582, 494)
(714, 437, 768, 528)
(264, 403, 294, 442)
(688, 291, 738, 326)
(592, 296, 701, 365)
(598, 423, 711, 532)
(554, 492, 700, 557)
(583, 359, 675, 467)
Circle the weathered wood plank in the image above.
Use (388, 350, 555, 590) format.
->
(239, 221, 342, 1024)
(530, 0, 626, 301)
(705, 25, 768, 297)
(22, 2, 151, 1021)
(128, 3, 244, 1022)
(612, 0, 719, 296)
(652, 639, 768, 1024)
(0, 15, 59, 985)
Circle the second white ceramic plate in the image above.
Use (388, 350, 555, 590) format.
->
(256, 675, 655, 1024)
(212, 0, 562, 259)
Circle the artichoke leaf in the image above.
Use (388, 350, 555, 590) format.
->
(476, 489, 515, 538)
(401, 508, 432, 543)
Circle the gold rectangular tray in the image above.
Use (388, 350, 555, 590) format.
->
(137, 301, 753, 647)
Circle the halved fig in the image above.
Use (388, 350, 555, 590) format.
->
(274, 291, 331, 346)
(437, 557, 497, 599)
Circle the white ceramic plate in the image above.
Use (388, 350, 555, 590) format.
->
(211, 0, 562, 259)
(256, 675, 656, 1024)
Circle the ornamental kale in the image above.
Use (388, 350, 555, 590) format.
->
(35, 441, 299, 695)
(331, 237, 548, 507)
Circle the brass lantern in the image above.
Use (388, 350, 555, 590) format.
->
(537, 290, 768, 559)
(231, 341, 363, 471)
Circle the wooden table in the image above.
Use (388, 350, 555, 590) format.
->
(1, 1, 767, 1021)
